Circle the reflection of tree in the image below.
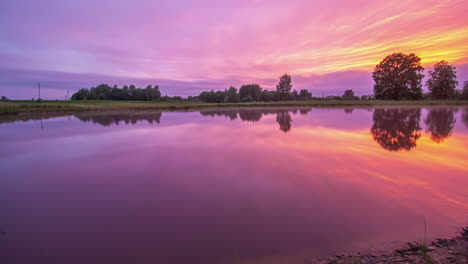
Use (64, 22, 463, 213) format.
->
(344, 108, 353, 114)
(199, 110, 238, 120)
(299, 109, 311, 115)
(371, 108, 422, 151)
(463, 109, 468, 130)
(238, 110, 263, 122)
(75, 112, 162, 127)
(424, 108, 456, 143)
(276, 111, 292, 133)
(202, 108, 316, 132)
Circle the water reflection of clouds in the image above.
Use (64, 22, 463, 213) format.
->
(2, 107, 468, 264)
(1, 107, 467, 152)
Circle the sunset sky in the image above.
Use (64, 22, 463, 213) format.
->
(1, 0, 467, 99)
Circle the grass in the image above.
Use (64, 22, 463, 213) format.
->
(1, 99, 467, 115)
(0, 102, 19, 115)
(419, 217, 435, 264)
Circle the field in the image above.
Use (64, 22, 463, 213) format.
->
(1, 99, 468, 115)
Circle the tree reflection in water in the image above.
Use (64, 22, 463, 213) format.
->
(200, 109, 295, 133)
(371, 108, 422, 151)
(6, 107, 466, 146)
(75, 112, 162, 126)
(462, 108, 468, 129)
(299, 109, 311, 115)
(276, 111, 292, 133)
(424, 108, 456, 143)
(199, 110, 238, 120)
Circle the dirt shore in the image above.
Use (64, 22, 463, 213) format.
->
(315, 227, 468, 264)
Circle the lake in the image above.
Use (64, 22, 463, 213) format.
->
(1, 106, 467, 264)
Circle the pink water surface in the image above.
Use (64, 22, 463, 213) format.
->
(1, 107, 467, 264)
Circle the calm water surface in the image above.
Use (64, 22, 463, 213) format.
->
(1, 106, 468, 264)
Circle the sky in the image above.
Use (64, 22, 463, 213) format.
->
(0, 0, 467, 99)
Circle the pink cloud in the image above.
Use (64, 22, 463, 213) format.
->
(0, 0, 467, 97)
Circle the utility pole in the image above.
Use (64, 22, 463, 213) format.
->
(38, 82, 41, 101)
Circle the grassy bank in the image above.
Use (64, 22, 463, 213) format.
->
(1, 100, 468, 115)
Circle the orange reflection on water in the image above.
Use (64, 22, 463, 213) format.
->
(2, 107, 468, 264)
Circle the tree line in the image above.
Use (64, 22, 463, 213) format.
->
(71, 84, 162, 101)
(68, 53, 468, 102)
(198, 76, 313, 103)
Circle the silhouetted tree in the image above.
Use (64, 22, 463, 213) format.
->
(261, 90, 277, 102)
(325, 95, 343, 100)
(276, 111, 292, 132)
(373, 53, 424, 100)
(342, 89, 357, 100)
(290, 89, 298, 100)
(71, 89, 89, 100)
(240, 95, 254, 102)
(0, 96, 8, 102)
(223, 86, 240, 103)
(424, 108, 456, 143)
(276, 74, 292, 101)
(298, 89, 312, 100)
(239, 84, 262, 102)
(427, 61, 458, 99)
(460, 81, 468, 100)
(71, 84, 161, 101)
(151, 85, 161, 101)
(371, 108, 422, 151)
(199, 90, 223, 103)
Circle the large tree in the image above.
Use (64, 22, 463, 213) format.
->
(298, 89, 312, 99)
(276, 74, 292, 101)
(372, 53, 424, 100)
(342, 89, 356, 100)
(426, 61, 458, 99)
(223, 86, 240, 103)
(239, 84, 262, 102)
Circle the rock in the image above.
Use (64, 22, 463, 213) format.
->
(407, 242, 420, 251)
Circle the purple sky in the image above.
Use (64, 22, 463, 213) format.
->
(1, 0, 467, 99)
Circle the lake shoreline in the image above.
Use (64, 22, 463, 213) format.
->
(315, 227, 468, 264)
(1, 100, 468, 115)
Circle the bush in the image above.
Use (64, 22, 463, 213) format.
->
(241, 95, 254, 102)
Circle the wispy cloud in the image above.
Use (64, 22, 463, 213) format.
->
(0, 0, 467, 97)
